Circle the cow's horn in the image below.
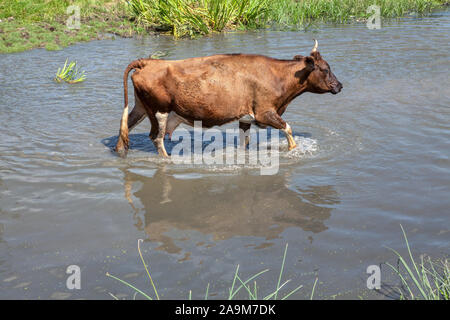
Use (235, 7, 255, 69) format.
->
(312, 39, 318, 52)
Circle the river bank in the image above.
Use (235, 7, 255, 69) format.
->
(0, 0, 448, 54)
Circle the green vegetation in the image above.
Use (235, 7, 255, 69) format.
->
(0, 0, 136, 53)
(127, 0, 269, 38)
(106, 241, 316, 300)
(54, 59, 86, 83)
(0, 0, 448, 53)
(106, 227, 450, 300)
(127, 0, 447, 38)
(386, 225, 449, 300)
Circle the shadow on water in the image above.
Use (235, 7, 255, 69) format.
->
(101, 129, 312, 155)
(120, 165, 339, 255)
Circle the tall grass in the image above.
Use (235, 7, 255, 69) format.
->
(1, 0, 447, 52)
(106, 241, 315, 300)
(106, 228, 450, 300)
(386, 225, 450, 300)
(127, 0, 268, 38)
(126, 0, 447, 37)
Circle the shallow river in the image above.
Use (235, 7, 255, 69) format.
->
(0, 10, 449, 299)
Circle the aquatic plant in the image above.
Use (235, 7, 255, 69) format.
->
(54, 59, 86, 84)
(386, 225, 450, 300)
(106, 227, 450, 300)
(106, 242, 316, 300)
(106, 239, 159, 300)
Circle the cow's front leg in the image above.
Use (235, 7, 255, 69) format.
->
(154, 112, 169, 157)
(239, 122, 251, 148)
(283, 122, 296, 151)
(255, 111, 296, 151)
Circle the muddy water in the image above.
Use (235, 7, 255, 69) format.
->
(1, 10, 449, 299)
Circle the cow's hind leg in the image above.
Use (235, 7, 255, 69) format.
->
(128, 94, 147, 131)
(255, 111, 296, 151)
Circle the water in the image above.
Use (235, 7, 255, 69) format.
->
(0, 11, 449, 299)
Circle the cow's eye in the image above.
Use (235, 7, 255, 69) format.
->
(324, 69, 329, 74)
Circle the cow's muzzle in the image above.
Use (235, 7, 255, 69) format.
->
(331, 82, 343, 94)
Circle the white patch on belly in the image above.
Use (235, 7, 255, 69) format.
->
(239, 113, 255, 124)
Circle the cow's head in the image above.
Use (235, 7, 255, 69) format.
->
(294, 40, 343, 95)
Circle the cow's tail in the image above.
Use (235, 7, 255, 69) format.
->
(115, 59, 147, 157)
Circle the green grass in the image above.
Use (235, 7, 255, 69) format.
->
(126, 0, 269, 38)
(0, 0, 136, 53)
(54, 58, 87, 83)
(106, 227, 450, 300)
(106, 241, 316, 300)
(127, 0, 448, 38)
(0, 0, 447, 53)
(386, 225, 449, 300)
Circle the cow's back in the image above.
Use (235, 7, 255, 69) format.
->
(132, 54, 284, 126)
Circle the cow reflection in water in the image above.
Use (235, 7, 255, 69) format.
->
(122, 166, 339, 254)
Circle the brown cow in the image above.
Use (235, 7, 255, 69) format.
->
(115, 40, 342, 157)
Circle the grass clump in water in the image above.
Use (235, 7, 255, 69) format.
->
(54, 59, 86, 83)
(106, 241, 316, 300)
(386, 225, 449, 300)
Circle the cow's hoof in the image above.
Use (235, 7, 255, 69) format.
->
(158, 150, 169, 158)
(116, 148, 128, 158)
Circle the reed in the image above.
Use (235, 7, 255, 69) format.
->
(106, 242, 315, 300)
(126, 0, 268, 38)
(106, 228, 450, 300)
(126, 0, 447, 37)
(1, 0, 447, 52)
(386, 225, 450, 300)
(54, 59, 86, 84)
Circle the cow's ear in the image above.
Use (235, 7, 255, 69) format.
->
(304, 56, 315, 71)
(293, 55, 304, 61)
